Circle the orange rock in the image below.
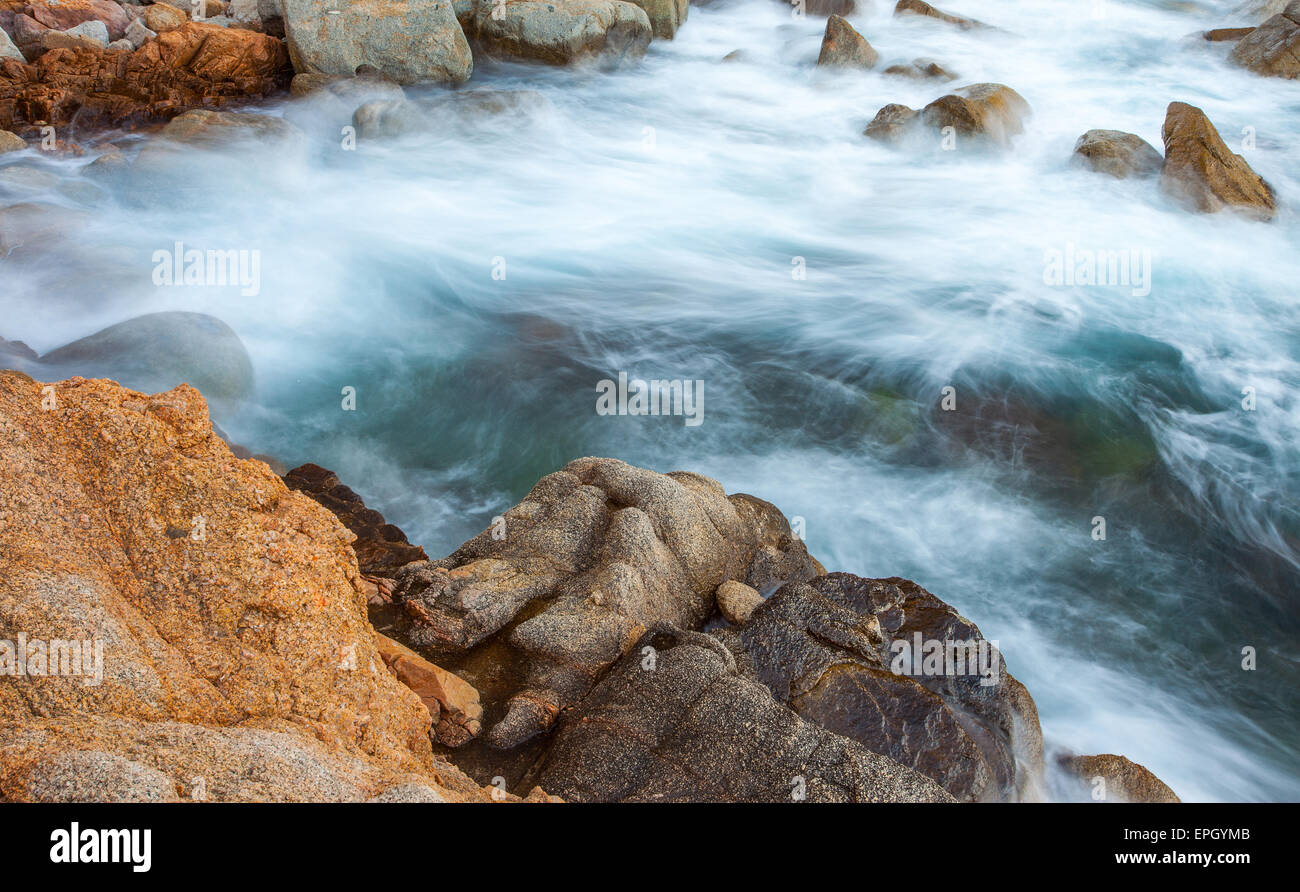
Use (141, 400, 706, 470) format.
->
(375, 633, 484, 747)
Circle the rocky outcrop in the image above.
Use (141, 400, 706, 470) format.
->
(816, 14, 876, 69)
(1228, 0, 1300, 78)
(470, 0, 651, 67)
(1073, 129, 1163, 179)
(390, 457, 822, 750)
(281, 0, 472, 86)
(0, 23, 289, 133)
(865, 83, 1030, 150)
(1160, 101, 1275, 218)
(536, 626, 955, 802)
(893, 0, 984, 29)
(284, 463, 429, 577)
(0, 374, 527, 802)
(1057, 753, 1181, 802)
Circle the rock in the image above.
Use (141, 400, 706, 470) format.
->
(351, 97, 425, 139)
(0, 129, 25, 152)
(81, 149, 128, 182)
(863, 102, 919, 143)
(155, 106, 300, 146)
(144, 2, 188, 33)
(716, 580, 763, 624)
(193, 0, 225, 18)
(22, 0, 129, 41)
(0, 375, 519, 802)
(471, 0, 651, 67)
(1160, 101, 1275, 218)
(865, 83, 1029, 150)
(622, 0, 686, 39)
(1057, 753, 1181, 802)
(1202, 27, 1255, 41)
(536, 626, 954, 802)
(124, 17, 155, 47)
(105, 37, 132, 50)
(390, 457, 822, 750)
(1233, 0, 1290, 22)
(38, 312, 255, 405)
(375, 633, 483, 747)
(39, 19, 109, 51)
(281, 0, 472, 86)
(803, 0, 856, 14)
(882, 57, 955, 79)
(816, 13, 877, 68)
(1, 24, 27, 61)
(1073, 129, 1163, 178)
(1228, 0, 1300, 78)
(0, 23, 290, 132)
(283, 463, 429, 577)
(893, 0, 984, 29)
(726, 573, 1044, 801)
(0, 164, 60, 194)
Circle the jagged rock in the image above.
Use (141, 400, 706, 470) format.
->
(471, 0, 652, 67)
(1057, 753, 1181, 802)
(0, 128, 24, 151)
(1160, 101, 1275, 218)
(391, 457, 821, 749)
(1202, 27, 1255, 41)
(283, 463, 429, 576)
(725, 573, 1044, 801)
(281, 0, 472, 86)
(37, 312, 255, 405)
(536, 626, 955, 802)
(716, 580, 763, 624)
(893, 0, 984, 29)
(865, 83, 1029, 150)
(124, 18, 155, 48)
(622, 0, 685, 39)
(1073, 129, 1163, 178)
(21, 0, 129, 42)
(816, 14, 877, 68)
(40, 20, 109, 51)
(1229, 0, 1300, 78)
(0, 23, 289, 132)
(882, 57, 955, 79)
(375, 633, 483, 746)
(0, 375, 519, 802)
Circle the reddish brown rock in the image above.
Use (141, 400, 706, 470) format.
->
(1057, 753, 1181, 802)
(375, 633, 484, 747)
(0, 23, 289, 133)
(1160, 101, 1275, 218)
(1203, 27, 1256, 41)
(816, 13, 877, 69)
(1229, 0, 1300, 78)
(894, 0, 985, 29)
(22, 0, 128, 41)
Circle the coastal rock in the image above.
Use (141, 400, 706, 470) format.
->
(375, 633, 483, 747)
(866, 83, 1029, 150)
(0, 128, 24, 151)
(0, 375, 514, 802)
(622, 0, 685, 39)
(1228, 0, 1300, 78)
(124, 18, 155, 48)
(39, 19, 109, 51)
(1160, 101, 1275, 218)
(471, 0, 652, 67)
(22, 0, 129, 41)
(536, 626, 955, 802)
(729, 573, 1044, 801)
(390, 457, 821, 749)
(1073, 129, 1163, 178)
(283, 463, 429, 577)
(816, 13, 877, 69)
(1202, 27, 1255, 41)
(882, 57, 955, 79)
(0, 23, 289, 132)
(798, 0, 857, 14)
(281, 0, 472, 85)
(0, 27, 24, 62)
(38, 312, 255, 405)
(893, 0, 984, 29)
(863, 102, 918, 143)
(1057, 753, 1181, 802)
(716, 579, 764, 624)
(143, 2, 188, 33)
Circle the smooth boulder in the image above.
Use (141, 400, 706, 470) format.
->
(1160, 101, 1275, 218)
(816, 14, 877, 68)
(471, 0, 651, 67)
(1073, 129, 1163, 178)
(621, 0, 686, 39)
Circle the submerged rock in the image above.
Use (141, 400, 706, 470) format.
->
(1057, 753, 1181, 802)
(536, 626, 954, 802)
(893, 0, 985, 29)
(866, 83, 1030, 150)
(883, 57, 956, 80)
(1228, 0, 1300, 78)
(1073, 129, 1163, 179)
(470, 0, 652, 67)
(1160, 101, 1275, 218)
(816, 14, 877, 69)
(622, 0, 686, 39)
(281, 0, 472, 85)
(283, 463, 429, 577)
(0, 129, 26, 152)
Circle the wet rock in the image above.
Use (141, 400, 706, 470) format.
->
(39, 20, 109, 51)
(729, 573, 1044, 801)
(882, 57, 955, 79)
(283, 463, 429, 576)
(471, 0, 652, 67)
(622, 0, 686, 39)
(0, 375, 515, 802)
(281, 0, 472, 85)
(816, 13, 877, 69)
(1160, 101, 1275, 218)
(536, 626, 954, 802)
(1202, 27, 1255, 41)
(38, 311, 255, 405)
(716, 580, 763, 624)
(351, 97, 425, 139)
(1073, 129, 1163, 178)
(893, 0, 984, 29)
(863, 102, 918, 143)
(390, 457, 821, 749)
(1233, 0, 1290, 22)
(1228, 0, 1300, 78)
(143, 2, 188, 33)
(866, 83, 1029, 150)
(1057, 753, 1181, 802)
(375, 633, 483, 747)
(0, 129, 25, 151)
(803, 0, 857, 14)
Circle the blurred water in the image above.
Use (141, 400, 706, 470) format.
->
(2, 0, 1298, 800)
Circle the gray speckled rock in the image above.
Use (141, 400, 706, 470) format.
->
(537, 626, 954, 802)
(9, 751, 182, 802)
(1, 24, 28, 61)
(471, 0, 651, 66)
(282, 0, 472, 85)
